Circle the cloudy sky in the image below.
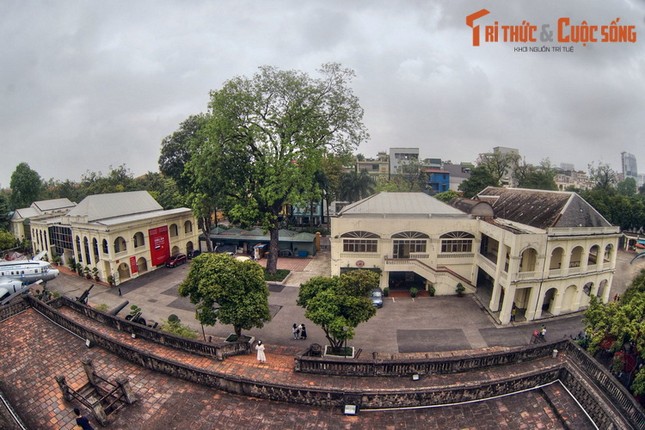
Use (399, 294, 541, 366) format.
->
(2, 0, 644, 187)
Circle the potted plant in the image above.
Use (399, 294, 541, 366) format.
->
(428, 285, 436, 297)
(84, 266, 92, 279)
(383, 287, 389, 297)
(410, 287, 419, 298)
(107, 275, 116, 287)
(456, 283, 465, 297)
(92, 267, 100, 281)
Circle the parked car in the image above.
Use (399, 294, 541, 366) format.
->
(166, 253, 187, 268)
(187, 250, 201, 259)
(370, 288, 384, 308)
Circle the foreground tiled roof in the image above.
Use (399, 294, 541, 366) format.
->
(0, 307, 595, 429)
(476, 187, 613, 229)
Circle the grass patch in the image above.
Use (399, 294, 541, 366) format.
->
(264, 269, 290, 282)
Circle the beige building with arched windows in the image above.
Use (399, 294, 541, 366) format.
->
(330, 188, 620, 325)
(29, 191, 198, 286)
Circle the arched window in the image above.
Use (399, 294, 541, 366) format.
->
(587, 245, 599, 266)
(169, 224, 178, 237)
(184, 220, 193, 234)
(392, 231, 428, 258)
(604, 244, 613, 263)
(102, 239, 109, 255)
(93, 238, 99, 261)
(133, 232, 145, 248)
(340, 231, 379, 253)
(114, 236, 127, 253)
(570, 246, 583, 268)
(549, 247, 564, 270)
(76, 236, 82, 262)
(440, 231, 474, 253)
(83, 237, 91, 265)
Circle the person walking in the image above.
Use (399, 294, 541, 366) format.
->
(292, 323, 299, 340)
(74, 408, 95, 430)
(255, 340, 266, 363)
(540, 325, 547, 340)
(300, 324, 307, 340)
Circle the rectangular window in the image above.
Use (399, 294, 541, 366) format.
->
(343, 239, 378, 253)
(441, 239, 473, 253)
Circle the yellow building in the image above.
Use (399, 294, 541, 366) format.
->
(331, 188, 620, 325)
(29, 191, 198, 286)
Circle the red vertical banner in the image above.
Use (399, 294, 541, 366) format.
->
(149, 226, 170, 266)
(130, 256, 138, 274)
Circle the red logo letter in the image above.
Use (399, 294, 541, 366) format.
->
(466, 9, 490, 46)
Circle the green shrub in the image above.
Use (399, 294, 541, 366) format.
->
(383, 287, 389, 297)
(456, 283, 465, 297)
(410, 287, 419, 298)
(264, 269, 290, 282)
(160, 319, 198, 339)
(94, 303, 110, 312)
(428, 285, 436, 297)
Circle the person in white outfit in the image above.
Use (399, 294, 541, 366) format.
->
(255, 340, 266, 363)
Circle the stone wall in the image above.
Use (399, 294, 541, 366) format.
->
(0, 300, 30, 323)
(295, 342, 566, 376)
(33, 296, 250, 360)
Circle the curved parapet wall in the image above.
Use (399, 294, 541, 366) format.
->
(18, 296, 645, 429)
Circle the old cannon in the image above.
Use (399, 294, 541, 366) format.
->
(107, 300, 130, 317)
(75, 284, 94, 305)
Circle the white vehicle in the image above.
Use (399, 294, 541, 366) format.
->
(0, 252, 59, 305)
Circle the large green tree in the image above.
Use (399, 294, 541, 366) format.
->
(297, 270, 378, 350)
(0, 230, 16, 252)
(195, 63, 368, 273)
(458, 165, 497, 198)
(583, 270, 645, 395)
(0, 193, 10, 231)
(178, 253, 271, 337)
(339, 170, 376, 202)
(9, 162, 43, 209)
(515, 159, 557, 191)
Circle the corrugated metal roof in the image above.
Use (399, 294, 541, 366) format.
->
(32, 198, 76, 212)
(476, 187, 612, 229)
(67, 191, 162, 222)
(12, 207, 40, 219)
(96, 208, 192, 226)
(339, 192, 467, 217)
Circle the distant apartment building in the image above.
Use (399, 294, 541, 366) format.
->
(621, 151, 638, 180)
(422, 168, 450, 194)
(554, 168, 594, 191)
(356, 152, 389, 177)
(442, 162, 472, 192)
(389, 148, 419, 175)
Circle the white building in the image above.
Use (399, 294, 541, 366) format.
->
(10, 198, 76, 242)
(389, 148, 419, 175)
(28, 191, 198, 285)
(330, 188, 619, 325)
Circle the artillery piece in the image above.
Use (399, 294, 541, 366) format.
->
(75, 284, 94, 305)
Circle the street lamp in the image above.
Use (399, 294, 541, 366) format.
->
(343, 326, 348, 357)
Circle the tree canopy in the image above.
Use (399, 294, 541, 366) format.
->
(178, 253, 271, 337)
(297, 270, 379, 349)
(583, 270, 645, 395)
(9, 162, 43, 210)
(189, 63, 368, 273)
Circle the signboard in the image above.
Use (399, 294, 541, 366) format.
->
(130, 256, 138, 274)
(148, 226, 170, 266)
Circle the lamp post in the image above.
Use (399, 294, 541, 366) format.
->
(343, 326, 348, 357)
